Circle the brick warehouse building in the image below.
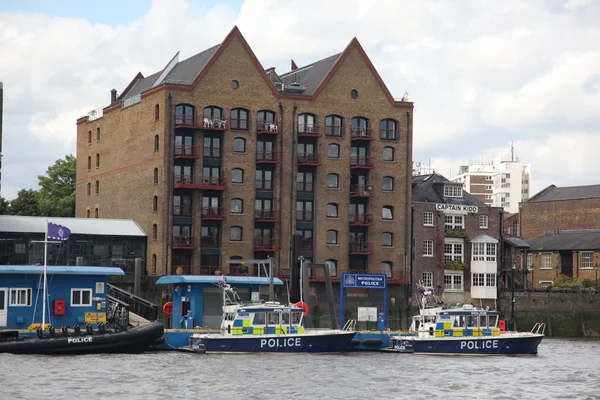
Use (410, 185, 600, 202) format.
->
(412, 173, 502, 307)
(75, 26, 413, 296)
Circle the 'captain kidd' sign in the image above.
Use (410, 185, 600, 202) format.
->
(342, 274, 386, 289)
(436, 204, 478, 214)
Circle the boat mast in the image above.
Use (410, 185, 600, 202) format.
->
(41, 219, 49, 329)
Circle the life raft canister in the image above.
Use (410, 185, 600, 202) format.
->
(163, 301, 174, 317)
(294, 301, 309, 316)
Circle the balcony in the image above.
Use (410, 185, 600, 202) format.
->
(201, 117, 228, 131)
(254, 237, 279, 252)
(325, 124, 344, 138)
(297, 153, 321, 166)
(256, 150, 280, 164)
(296, 210, 313, 222)
(201, 207, 225, 220)
(350, 127, 374, 140)
(174, 115, 201, 129)
(298, 123, 321, 137)
(256, 120, 280, 135)
(174, 144, 199, 159)
(350, 156, 374, 169)
(349, 242, 373, 255)
(173, 205, 192, 216)
(172, 236, 196, 249)
(174, 175, 227, 190)
(200, 235, 220, 248)
(299, 238, 313, 251)
(255, 179, 273, 191)
(349, 213, 374, 226)
(350, 184, 374, 197)
(255, 209, 280, 222)
(444, 228, 468, 238)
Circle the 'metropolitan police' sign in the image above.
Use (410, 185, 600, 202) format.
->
(342, 274, 386, 289)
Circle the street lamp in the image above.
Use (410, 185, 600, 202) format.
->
(594, 263, 599, 291)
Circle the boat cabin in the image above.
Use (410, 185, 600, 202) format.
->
(412, 304, 502, 338)
(0, 265, 124, 330)
(221, 302, 306, 335)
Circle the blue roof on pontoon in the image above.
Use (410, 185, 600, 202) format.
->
(156, 276, 283, 285)
(0, 266, 125, 276)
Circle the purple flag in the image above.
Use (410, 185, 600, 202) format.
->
(48, 222, 71, 241)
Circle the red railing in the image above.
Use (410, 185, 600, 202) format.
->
(200, 236, 219, 248)
(174, 144, 199, 158)
(201, 207, 225, 220)
(350, 183, 374, 196)
(201, 117, 228, 131)
(256, 120, 279, 134)
(299, 238, 313, 250)
(296, 210, 313, 221)
(256, 150, 280, 163)
(325, 124, 344, 137)
(350, 156, 374, 168)
(255, 179, 273, 190)
(350, 127, 374, 140)
(203, 146, 221, 158)
(297, 153, 320, 166)
(172, 264, 268, 277)
(349, 213, 374, 226)
(173, 204, 192, 216)
(174, 115, 200, 128)
(172, 236, 196, 249)
(254, 237, 279, 252)
(296, 181, 314, 192)
(173, 175, 227, 190)
(255, 209, 280, 222)
(298, 123, 321, 137)
(349, 242, 373, 254)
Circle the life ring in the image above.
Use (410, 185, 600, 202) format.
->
(163, 301, 173, 317)
(294, 301, 309, 316)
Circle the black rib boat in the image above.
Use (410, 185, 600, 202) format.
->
(0, 321, 164, 355)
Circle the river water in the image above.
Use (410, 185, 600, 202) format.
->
(1, 339, 599, 400)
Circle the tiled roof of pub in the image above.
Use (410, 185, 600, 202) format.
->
(412, 173, 486, 207)
(504, 237, 530, 248)
(526, 229, 600, 251)
(0, 215, 146, 237)
(528, 184, 600, 202)
(279, 53, 342, 96)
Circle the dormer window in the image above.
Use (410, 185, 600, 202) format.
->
(444, 185, 462, 198)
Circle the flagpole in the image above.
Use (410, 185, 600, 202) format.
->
(42, 219, 48, 330)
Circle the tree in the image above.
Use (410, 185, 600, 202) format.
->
(9, 189, 41, 216)
(0, 195, 9, 215)
(38, 154, 76, 217)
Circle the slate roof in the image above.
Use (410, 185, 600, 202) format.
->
(471, 234, 499, 244)
(279, 53, 342, 96)
(0, 215, 146, 237)
(504, 237, 530, 248)
(412, 173, 486, 207)
(526, 229, 600, 251)
(528, 184, 600, 202)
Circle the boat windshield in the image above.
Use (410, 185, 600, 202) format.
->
(268, 313, 280, 324)
(253, 312, 266, 325)
(291, 311, 303, 325)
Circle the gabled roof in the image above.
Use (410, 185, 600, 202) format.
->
(280, 53, 342, 96)
(528, 184, 600, 202)
(0, 215, 146, 237)
(527, 229, 600, 251)
(412, 173, 486, 207)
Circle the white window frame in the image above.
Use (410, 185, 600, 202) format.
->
(423, 240, 434, 257)
(444, 241, 463, 263)
(541, 253, 552, 269)
(71, 288, 93, 307)
(9, 288, 32, 307)
(423, 212, 434, 226)
(444, 271, 463, 291)
(485, 273, 496, 287)
(422, 272, 433, 288)
(527, 253, 534, 270)
(472, 273, 485, 287)
(472, 242, 485, 262)
(539, 281, 553, 288)
(581, 252, 593, 269)
(443, 185, 462, 198)
(444, 214, 464, 230)
(479, 215, 488, 229)
(326, 259, 337, 277)
(485, 243, 496, 262)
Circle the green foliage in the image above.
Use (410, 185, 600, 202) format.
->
(444, 261, 468, 271)
(37, 154, 76, 217)
(553, 274, 572, 287)
(579, 278, 595, 289)
(0, 195, 9, 215)
(444, 228, 468, 238)
(9, 189, 42, 216)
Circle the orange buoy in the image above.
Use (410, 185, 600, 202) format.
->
(294, 301, 309, 316)
(163, 301, 173, 317)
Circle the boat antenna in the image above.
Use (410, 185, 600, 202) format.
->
(285, 279, 291, 305)
(298, 256, 304, 304)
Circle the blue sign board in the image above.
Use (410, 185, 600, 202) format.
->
(342, 274, 386, 289)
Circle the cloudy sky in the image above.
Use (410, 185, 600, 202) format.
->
(1, 0, 599, 200)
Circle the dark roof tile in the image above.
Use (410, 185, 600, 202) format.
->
(527, 229, 600, 251)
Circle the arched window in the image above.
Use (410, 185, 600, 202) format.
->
(96, 153, 100, 168)
(231, 198, 243, 214)
(383, 146, 395, 161)
(87, 182, 91, 196)
(175, 104, 195, 125)
(383, 176, 394, 192)
(380, 261, 393, 278)
(153, 195, 158, 213)
(203, 106, 223, 119)
(155, 104, 160, 121)
(86, 209, 90, 218)
(382, 232, 393, 247)
(152, 254, 157, 274)
(383, 206, 394, 221)
(95, 208, 99, 218)
(257, 110, 277, 132)
(231, 168, 244, 183)
(351, 117, 369, 138)
(327, 173, 339, 188)
(298, 113, 317, 134)
(88, 131, 92, 145)
(327, 144, 340, 159)
(233, 137, 246, 153)
(154, 168, 159, 185)
(326, 259, 337, 277)
(96, 127, 100, 142)
(154, 134, 159, 152)
(230, 226, 243, 241)
(152, 224, 158, 240)
(87, 156, 91, 170)
(95, 180, 100, 195)
(327, 203, 338, 218)
(326, 230, 338, 245)
(380, 119, 397, 139)
(230, 108, 249, 130)
(325, 115, 343, 137)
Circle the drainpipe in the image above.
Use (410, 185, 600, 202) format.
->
(277, 102, 285, 277)
(289, 104, 298, 299)
(404, 111, 412, 330)
(407, 205, 415, 330)
(165, 93, 174, 276)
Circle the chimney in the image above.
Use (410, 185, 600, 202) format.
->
(111, 88, 117, 103)
(291, 59, 298, 71)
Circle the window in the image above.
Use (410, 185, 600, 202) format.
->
(87, 156, 91, 171)
(154, 168, 159, 185)
(380, 261, 393, 278)
(327, 173, 339, 188)
(174, 195, 192, 216)
(486, 274, 496, 287)
(296, 200, 313, 221)
(296, 172, 314, 192)
(382, 206, 394, 221)
(350, 89, 358, 99)
(88, 130, 92, 145)
(95, 180, 100, 195)
(87, 182, 91, 197)
(485, 185, 492, 190)
(423, 212, 434, 226)
(422, 272, 433, 288)
(472, 242, 496, 262)
(328, 144, 340, 159)
(382, 232, 393, 247)
(444, 215, 464, 229)
(10, 288, 31, 306)
(155, 104, 160, 120)
(96, 127, 100, 142)
(204, 106, 223, 119)
(326, 259, 337, 277)
(327, 203, 338, 218)
(71, 289, 92, 307)
(152, 254, 157, 274)
(486, 243, 496, 261)
(95, 208, 99, 218)
(231, 168, 244, 183)
(383, 147, 394, 161)
(444, 242, 463, 262)
(325, 115, 343, 137)
(485, 176, 493, 181)
(541, 253, 552, 269)
(423, 240, 433, 256)
(382, 176, 394, 191)
(230, 108, 249, 130)
(231, 198, 243, 214)
(96, 153, 100, 168)
(479, 215, 488, 229)
(472, 273, 485, 287)
(233, 137, 246, 153)
(257, 110, 276, 131)
(527, 253, 534, 270)
(86, 209, 90, 218)
(152, 224, 158, 240)
(444, 271, 463, 291)
(204, 136, 221, 158)
(326, 230, 338, 245)
(175, 104, 195, 125)
(581, 252, 593, 269)
(443, 185, 462, 198)
(153, 196, 158, 213)
(512, 221, 519, 236)
(351, 117, 370, 138)
(154, 134, 159, 152)
(485, 195, 492, 200)
(379, 119, 397, 139)
(230, 226, 243, 241)
(539, 281, 553, 288)
(256, 169, 273, 190)
(298, 113, 317, 134)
